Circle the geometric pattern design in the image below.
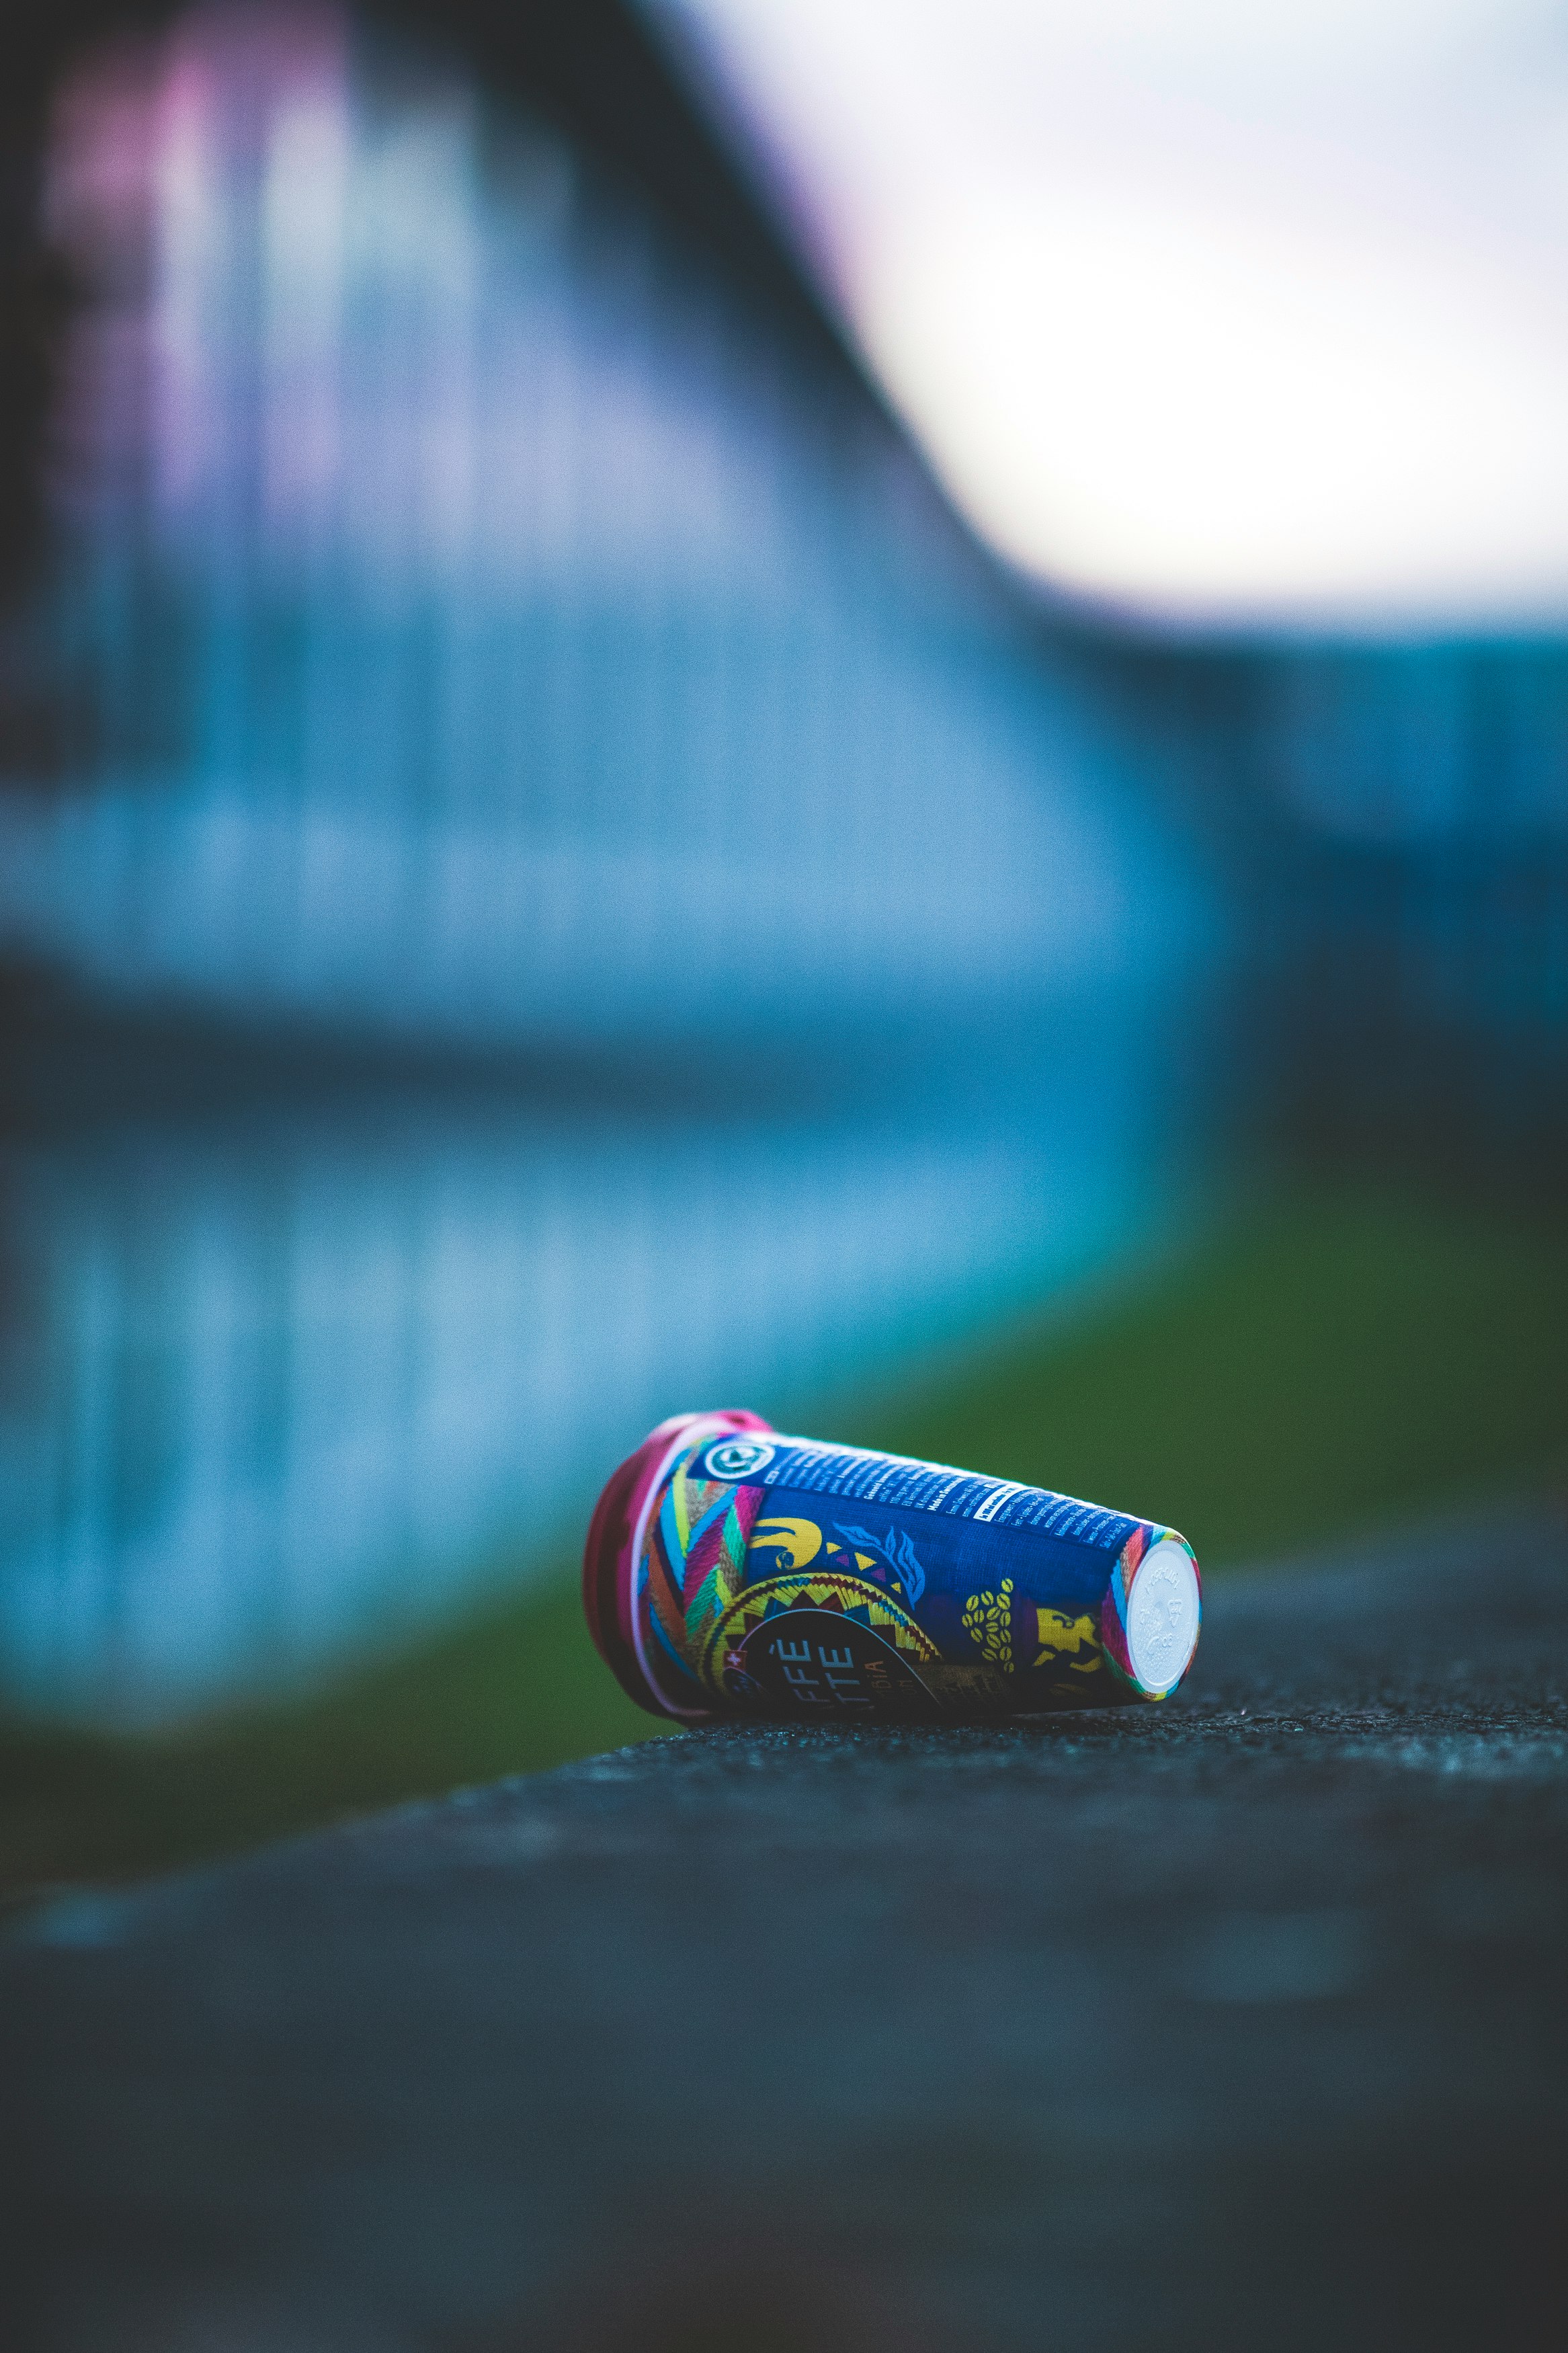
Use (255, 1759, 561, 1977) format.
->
(638, 1444, 769, 1703)
(699, 1568, 940, 1700)
(1100, 1522, 1151, 1693)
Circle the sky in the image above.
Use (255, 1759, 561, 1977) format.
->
(659, 0, 1568, 632)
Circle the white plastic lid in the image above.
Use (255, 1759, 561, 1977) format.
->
(1126, 1537, 1202, 1693)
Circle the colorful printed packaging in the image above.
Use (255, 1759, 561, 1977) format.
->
(583, 1410, 1201, 1721)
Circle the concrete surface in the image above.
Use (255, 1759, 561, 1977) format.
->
(4, 1501, 1567, 2352)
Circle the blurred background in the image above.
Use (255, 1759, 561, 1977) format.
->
(1, 0, 1564, 1895)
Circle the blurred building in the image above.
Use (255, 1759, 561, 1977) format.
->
(0, 3, 1188, 1056)
(0, 3, 1218, 1723)
(1261, 643, 1568, 1182)
(1, 1, 1559, 1728)
(1092, 633, 1568, 1187)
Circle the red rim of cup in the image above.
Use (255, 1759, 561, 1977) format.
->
(581, 1407, 775, 1717)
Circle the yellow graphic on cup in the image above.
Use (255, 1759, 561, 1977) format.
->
(748, 1517, 823, 1572)
(962, 1579, 1016, 1673)
(1035, 1607, 1104, 1676)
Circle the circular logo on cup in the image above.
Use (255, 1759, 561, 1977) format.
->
(700, 1570, 940, 1712)
(702, 1435, 776, 1484)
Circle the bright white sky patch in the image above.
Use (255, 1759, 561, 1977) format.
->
(658, 0, 1568, 628)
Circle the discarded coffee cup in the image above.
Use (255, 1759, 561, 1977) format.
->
(583, 1411, 1201, 1721)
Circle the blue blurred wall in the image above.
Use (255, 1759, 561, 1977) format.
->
(1, 5, 1561, 1728)
(0, 6, 1223, 1723)
(0, 7, 1196, 1053)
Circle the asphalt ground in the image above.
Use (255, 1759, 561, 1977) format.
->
(4, 1500, 1566, 2352)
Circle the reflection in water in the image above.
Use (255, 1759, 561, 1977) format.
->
(0, 1022, 1200, 1726)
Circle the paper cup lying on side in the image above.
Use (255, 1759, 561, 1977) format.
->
(584, 1412, 1201, 1722)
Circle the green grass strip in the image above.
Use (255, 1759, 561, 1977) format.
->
(855, 1187, 1568, 1566)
